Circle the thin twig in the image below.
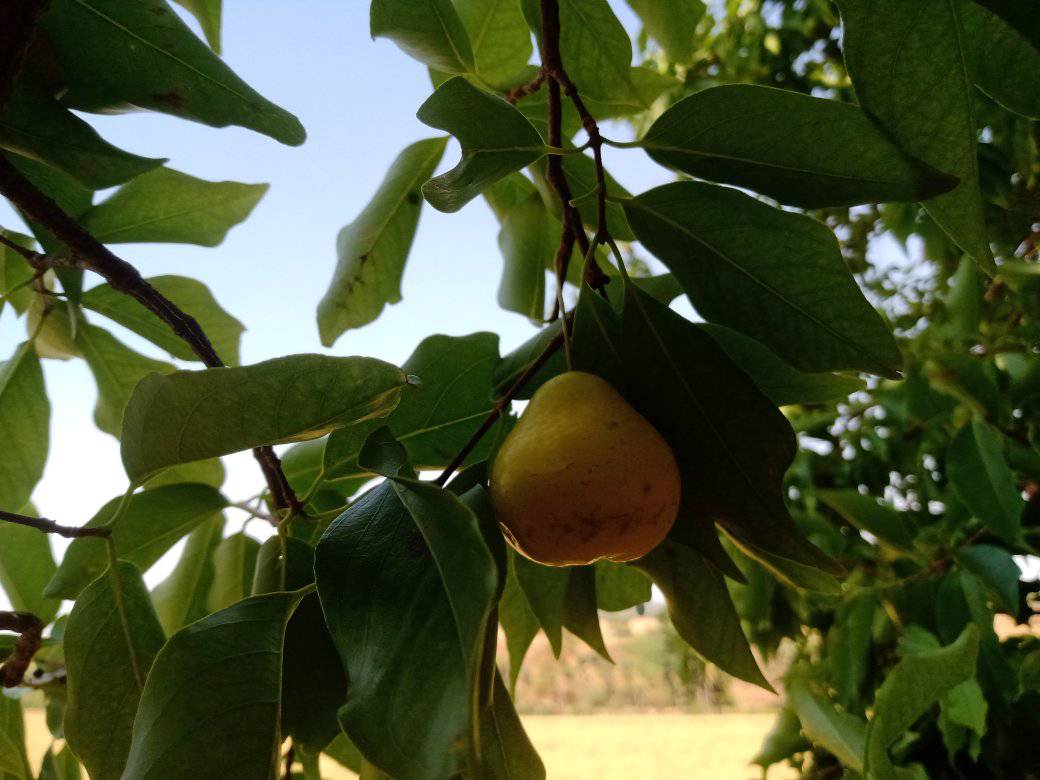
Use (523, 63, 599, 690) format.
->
(0, 508, 111, 539)
(0, 611, 43, 688)
(504, 71, 546, 104)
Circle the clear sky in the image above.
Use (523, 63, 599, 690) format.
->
(0, 1, 675, 586)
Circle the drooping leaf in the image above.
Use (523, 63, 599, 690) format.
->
(370, 0, 475, 74)
(475, 670, 546, 779)
(64, 562, 166, 780)
(623, 181, 901, 376)
(455, 0, 533, 88)
(314, 478, 497, 779)
(172, 0, 222, 52)
(123, 590, 309, 778)
(962, 1, 1040, 119)
(619, 284, 840, 582)
(633, 540, 772, 690)
(81, 275, 245, 365)
(816, 489, 916, 553)
(0, 79, 163, 190)
(594, 560, 651, 612)
(562, 566, 611, 662)
(150, 513, 224, 634)
(700, 324, 865, 407)
(642, 85, 958, 209)
(0, 520, 59, 625)
(956, 544, 1021, 614)
(865, 625, 980, 777)
(75, 323, 174, 437)
(0, 342, 49, 512)
(837, 0, 994, 270)
(498, 550, 541, 689)
(0, 231, 34, 317)
(512, 554, 570, 658)
(120, 354, 407, 484)
(946, 420, 1023, 543)
(45, 484, 228, 600)
(78, 168, 268, 246)
(496, 192, 550, 319)
(317, 137, 448, 344)
(205, 532, 261, 612)
(625, 0, 705, 64)
(42, 0, 306, 145)
(787, 681, 867, 771)
(417, 77, 546, 212)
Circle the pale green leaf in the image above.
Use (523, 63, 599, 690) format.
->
(787, 681, 867, 771)
(151, 514, 224, 633)
(626, 0, 705, 63)
(455, 0, 533, 88)
(0, 521, 59, 626)
(496, 192, 550, 319)
(172, 0, 222, 52)
(205, 532, 261, 612)
(0, 343, 49, 512)
(371, 0, 475, 73)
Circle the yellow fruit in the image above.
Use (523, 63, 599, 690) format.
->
(490, 371, 681, 566)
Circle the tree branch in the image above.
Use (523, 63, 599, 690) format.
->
(0, 508, 111, 539)
(0, 611, 43, 688)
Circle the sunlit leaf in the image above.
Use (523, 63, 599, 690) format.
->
(455, 0, 533, 88)
(0, 519, 59, 625)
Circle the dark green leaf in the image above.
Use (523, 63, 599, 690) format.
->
(625, 0, 705, 64)
(314, 478, 497, 779)
(46, 484, 228, 600)
(123, 590, 308, 778)
(512, 554, 570, 658)
(43, 0, 305, 145)
(642, 85, 957, 208)
(956, 544, 1021, 614)
(837, 0, 994, 270)
(751, 708, 810, 770)
(38, 745, 82, 780)
(562, 566, 611, 662)
(498, 550, 541, 690)
(532, 153, 635, 240)
(700, 324, 865, 407)
(963, 1, 1040, 119)
(594, 560, 651, 612)
(0, 79, 163, 190)
(75, 323, 174, 437)
(0, 520, 59, 625)
(619, 284, 840, 581)
(828, 592, 877, 710)
(816, 489, 916, 553)
(370, 0, 474, 74)
(496, 193, 550, 319)
(633, 540, 772, 690)
(78, 168, 268, 246)
(865, 625, 980, 777)
(206, 532, 261, 612)
(947, 420, 1023, 543)
(417, 77, 546, 212)
(65, 562, 166, 780)
(970, 0, 1040, 53)
(0, 343, 48, 512)
(474, 670, 546, 780)
(317, 137, 448, 344)
(81, 275, 245, 365)
(787, 681, 866, 771)
(120, 354, 407, 483)
(150, 513, 224, 634)
(455, 0, 533, 88)
(623, 181, 901, 376)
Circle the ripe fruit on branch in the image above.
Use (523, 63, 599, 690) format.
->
(490, 371, 681, 566)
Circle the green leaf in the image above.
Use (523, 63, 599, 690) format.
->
(963, 1, 1040, 119)
(43, 0, 305, 145)
(475, 670, 546, 779)
(562, 566, 611, 662)
(619, 284, 840, 581)
(0, 696, 30, 780)
(625, 0, 705, 64)
(38, 746, 82, 780)
(417, 77, 546, 212)
(556, 0, 647, 109)
(252, 537, 347, 753)
(455, 0, 533, 88)
(700, 324, 865, 407)
(947, 420, 1023, 543)
(970, 0, 1040, 53)
(641, 85, 958, 209)
(956, 544, 1021, 614)
(123, 590, 309, 778)
(65, 562, 166, 780)
(594, 560, 651, 612)
(81, 275, 245, 365)
(816, 489, 916, 553)
(317, 137, 448, 344)
(0, 520, 59, 625)
(371, 0, 474, 74)
(314, 478, 497, 779)
(623, 182, 901, 376)
(837, 0, 994, 270)
(172, 0, 222, 52)
(787, 681, 867, 771)
(78, 168, 268, 246)
(45, 484, 228, 600)
(120, 354, 407, 483)
(751, 708, 810, 770)
(865, 625, 980, 777)
(512, 554, 570, 658)
(0, 231, 34, 317)
(0, 343, 48, 512)
(828, 592, 877, 710)
(532, 153, 635, 240)
(633, 540, 772, 690)
(0, 730, 24, 780)
(206, 532, 261, 612)
(143, 458, 226, 490)
(496, 192, 550, 319)
(498, 550, 541, 689)
(324, 332, 501, 477)
(0, 79, 163, 190)
(75, 323, 174, 437)
(150, 513, 224, 634)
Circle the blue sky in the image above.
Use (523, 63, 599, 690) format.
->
(0, 1, 675, 569)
